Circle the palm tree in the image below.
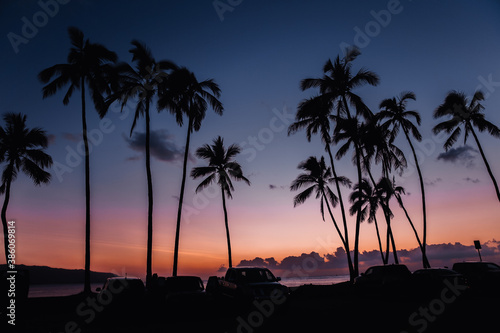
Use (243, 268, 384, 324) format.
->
(100, 41, 176, 287)
(191, 136, 250, 268)
(0, 113, 52, 264)
(377, 91, 431, 268)
(375, 177, 400, 264)
(158, 67, 223, 277)
(433, 90, 500, 202)
(300, 46, 379, 120)
(38, 27, 117, 293)
(349, 179, 385, 264)
(287, 96, 355, 281)
(334, 117, 366, 276)
(290, 156, 354, 275)
(300, 46, 379, 277)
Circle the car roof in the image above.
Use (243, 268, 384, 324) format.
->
(107, 276, 142, 281)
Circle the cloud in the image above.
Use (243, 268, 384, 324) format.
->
(269, 184, 286, 190)
(437, 145, 478, 167)
(235, 241, 500, 277)
(424, 178, 442, 186)
(47, 134, 56, 146)
(63, 132, 82, 143)
(464, 177, 480, 184)
(124, 129, 190, 163)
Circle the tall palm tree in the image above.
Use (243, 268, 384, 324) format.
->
(191, 136, 250, 268)
(377, 91, 430, 268)
(433, 90, 500, 202)
(290, 156, 354, 275)
(349, 179, 385, 264)
(375, 177, 400, 264)
(301, 46, 379, 277)
(101, 41, 176, 287)
(287, 96, 355, 281)
(0, 113, 52, 264)
(158, 67, 223, 277)
(334, 117, 366, 276)
(38, 27, 117, 293)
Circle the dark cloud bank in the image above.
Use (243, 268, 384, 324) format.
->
(234, 240, 500, 277)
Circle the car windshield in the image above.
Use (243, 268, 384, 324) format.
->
(240, 269, 276, 283)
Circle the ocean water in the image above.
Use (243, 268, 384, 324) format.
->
(28, 275, 350, 298)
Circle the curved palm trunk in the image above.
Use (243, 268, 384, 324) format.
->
(145, 103, 154, 287)
(81, 79, 92, 295)
(173, 116, 193, 276)
(1, 178, 12, 265)
(353, 144, 363, 277)
(221, 187, 232, 268)
(395, 193, 430, 268)
(469, 125, 500, 202)
(325, 144, 354, 281)
(403, 128, 430, 268)
(372, 215, 386, 264)
(323, 194, 346, 246)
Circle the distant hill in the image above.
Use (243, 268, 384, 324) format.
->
(0, 264, 117, 284)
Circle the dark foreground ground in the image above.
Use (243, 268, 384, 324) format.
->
(4, 282, 499, 333)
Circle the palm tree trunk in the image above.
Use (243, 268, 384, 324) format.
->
(221, 187, 232, 268)
(403, 128, 430, 268)
(469, 125, 500, 202)
(81, 79, 91, 295)
(323, 194, 346, 246)
(383, 204, 398, 264)
(372, 216, 386, 264)
(395, 193, 430, 268)
(325, 143, 354, 281)
(145, 102, 154, 287)
(1, 178, 12, 265)
(353, 144, 363, 277)
(173, 116, 193, 276)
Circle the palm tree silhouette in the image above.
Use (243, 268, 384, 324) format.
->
(433, 90, 500, 202)
(158, 67, 223, 277)
(300, 46, 379, 277)
(191, 136, 249, 268)
(300, 47, 379, 120)
(288, 96, 355, 280)
(38, 27, 117, 293)
(290, 156, 353, 269)
(101, 41, 177, 287)
(349, 179, 385, 263)
(375, 177, 400, 264)
(377, 91, 431, 268)
(0, 113, 52, 264)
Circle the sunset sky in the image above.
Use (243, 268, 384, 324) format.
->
(1, 0, 500, 280)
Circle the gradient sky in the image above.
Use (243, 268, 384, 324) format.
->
(1, 0, 500, 279)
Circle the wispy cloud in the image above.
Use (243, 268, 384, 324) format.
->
(62, 132, 82, 143)
(269, 184, 286, 190)
(424, 177, 442, 186)
(124, 129, 192, 163)
(464, 177, 480, 184)
(437, 145, 478, 168)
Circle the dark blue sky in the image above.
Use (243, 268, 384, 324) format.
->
(1, 0, 500, 276)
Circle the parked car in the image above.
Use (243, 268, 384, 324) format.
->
(412, 268, 468, 292)
(207, 267, 289, 301)
(164, 276, 205, 302)
(452, 262, 500, 288)
(354, 264, 412, 287)
(96, 276, 145, 308)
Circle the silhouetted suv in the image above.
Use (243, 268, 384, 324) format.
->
(452, 262, 500, 288)
(354, 264, 412, 287)
(207, 267, 288, 301)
